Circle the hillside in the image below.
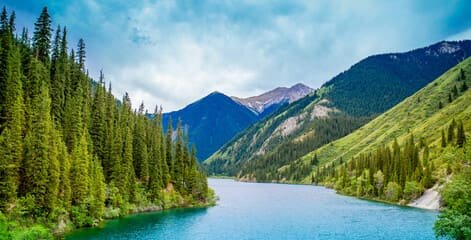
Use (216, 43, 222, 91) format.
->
(162, 84, 313, 161)
(162, 92, 259, 160)
(278, 57, 471, 184)
(204, 40, 471, 177)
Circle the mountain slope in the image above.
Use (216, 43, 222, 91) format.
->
(232, 83, 313, 115)
(162, 92, 259, 160)
(204, 40, 471, 177)
(162, 84, 313, 161)
(279, 56, 471, 184)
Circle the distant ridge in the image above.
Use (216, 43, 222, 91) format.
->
(232, 83, 313, 115)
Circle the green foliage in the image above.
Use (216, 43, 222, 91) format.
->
(205, 41, 471, 180)
(403, 181, 423, 201)
(434, 169, 471, 240)
(0, 6, 211, 238)
(384, 182, 402, 202)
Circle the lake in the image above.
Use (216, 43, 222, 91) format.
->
(66, 178, 438, 239)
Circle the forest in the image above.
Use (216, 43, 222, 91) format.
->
(0, 7, 212, 238)
(314, 119, 470, 239)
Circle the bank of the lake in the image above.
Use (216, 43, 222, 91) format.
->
(67, 178, 437, 240)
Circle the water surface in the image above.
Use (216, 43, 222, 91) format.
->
(67, 179, 438, 239)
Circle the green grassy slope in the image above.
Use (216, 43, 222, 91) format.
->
(287, 57, 471, 183)
(204, 41, 471, 178)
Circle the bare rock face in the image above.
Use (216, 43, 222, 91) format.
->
(232, 83, 313, 115)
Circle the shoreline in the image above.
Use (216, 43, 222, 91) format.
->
(228, 176, 441, 211)
(61, 191, 217, 238)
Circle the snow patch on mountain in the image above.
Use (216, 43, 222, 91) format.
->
(232, 83, 313, 114)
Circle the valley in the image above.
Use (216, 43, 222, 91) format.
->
(1, 2, 470, 240)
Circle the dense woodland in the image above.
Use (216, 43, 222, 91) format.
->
(314, 120, 466, 200)
(238, 114, 369, 182)
(313, 120, 470, 239)
(0, 7, 210, 238)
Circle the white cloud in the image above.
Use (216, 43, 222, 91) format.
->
(14, 0, 467, 112)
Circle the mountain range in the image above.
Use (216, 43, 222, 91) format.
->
(162, 84, 312, 160)
(253, 56, 471, 184)
(204, 40, 471, 178)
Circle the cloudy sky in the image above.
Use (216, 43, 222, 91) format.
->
(4, 0, 471, 111)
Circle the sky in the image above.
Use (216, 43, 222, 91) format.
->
(4, 0, 471, 112)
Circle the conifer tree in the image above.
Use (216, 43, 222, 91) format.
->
(174, 120, 185, 192)
(0, 29, 24, 209)
(452, 85, 458, 98)
(166, 118, 174, 181)
(461, 81, 468, 92)
(148, 106, 163, 200)
(133, 102, 149, 182)
(70, 130, 90, 204)
(441, 129, 447, 148)
(90, 71, 106, 160)
(76, 38, 85, 72)
(456, 120, 466, 148)
(50, 26, 66, 125)
(57, 131, 71, 210)
(22, 66, 54, 212)
(32, 7, 52, 65)
(447, 119, 456, 144)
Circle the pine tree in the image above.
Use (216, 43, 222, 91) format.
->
(0, 29, 24, 209)
(174, 120, 185, 192)
(447, 119, 456, 144)
(57, 131, 71, 210)
(47, 129, 60, 214)
(452, 85, 458, 98)
(89, 157, 105, 219)
(132, 102, 149, 183)
(70, 130, 90, 204)
(148, 106, 163, 200)
(461, 81, 468, 92)
(22, 65, 54, 212)
(76, 38, 86, 72)
(0, 6, 12, 127)
(50, 25, 66, 125)
(456, 120, 466, 148)
(166, 118, 174, 181)
(90, 71, 106, 160)
(441, 129, 447, 148)
(32, 7, 52, 65)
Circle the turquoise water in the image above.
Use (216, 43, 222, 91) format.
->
(67, 179, 438, 239)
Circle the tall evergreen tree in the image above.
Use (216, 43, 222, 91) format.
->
(32, 7, 52, 65)
(76, 38, 85, 72)
(440, 129, 446, 148)
(22, 61, 55, 213)
(132, 102, 149, 182)
(70, 130, 90, 204)
(456, 120, 466, 148)
(166, 118, 174, 182)
(90, 71, 106, 160)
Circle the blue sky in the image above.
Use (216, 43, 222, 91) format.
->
(4, 0, 471, 111)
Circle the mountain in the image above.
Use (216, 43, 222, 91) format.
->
(162, 92, 259, 160)
(232, 83, 313, 115)
(162, 84, 313, 161)
(254, 56, 471, 183)
(204, 40, 471, 177)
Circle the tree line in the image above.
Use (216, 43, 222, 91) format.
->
(0, 6, 210, 234)
(313, 119, 466, 202)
